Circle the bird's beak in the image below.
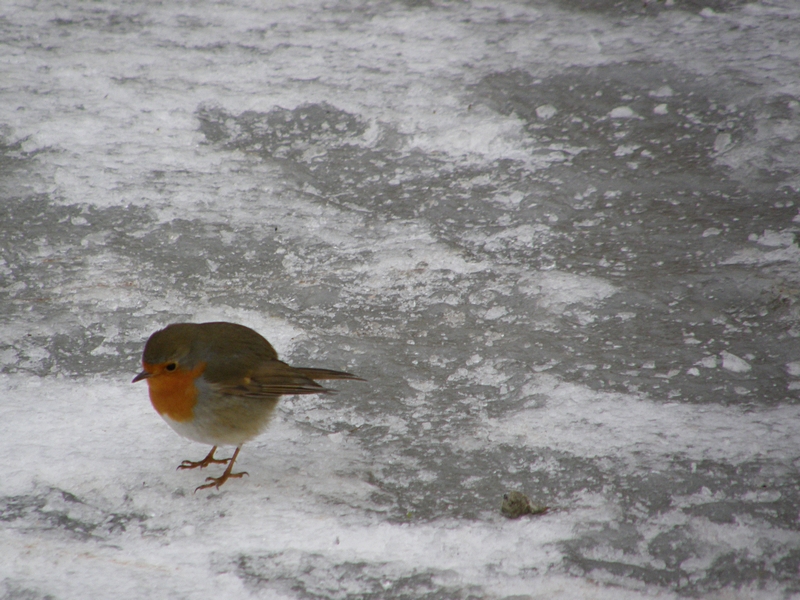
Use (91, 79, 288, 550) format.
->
(132, 370, 151, 383)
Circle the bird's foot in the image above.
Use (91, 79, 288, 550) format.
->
(195, 470, 248, 492)
(178, 446, 230, 470)
(192, 446, 246, 492)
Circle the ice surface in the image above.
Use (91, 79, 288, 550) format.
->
(2, 0, 800, 598)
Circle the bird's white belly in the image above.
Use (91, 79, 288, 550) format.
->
(159, 395, 280, 446)
(160, 414, 230, 445)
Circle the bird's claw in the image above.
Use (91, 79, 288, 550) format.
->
(177, 457, 230, 470)
(194, 471, 248, 492)
(177, 446, 231, 470)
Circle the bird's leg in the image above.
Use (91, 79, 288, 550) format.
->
(178, 446, 231, 470)
(194, 446, 248, 492)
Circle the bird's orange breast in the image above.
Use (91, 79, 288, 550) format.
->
(146, 362, 207, 422)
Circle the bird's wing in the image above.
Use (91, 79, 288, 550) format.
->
(208, 360, 339, 399)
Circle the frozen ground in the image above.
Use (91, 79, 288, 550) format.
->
(2, 0, 800, 598)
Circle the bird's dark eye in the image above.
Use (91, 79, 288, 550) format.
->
(165, 362, 177, 371)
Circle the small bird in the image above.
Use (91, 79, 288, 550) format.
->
(132, 321, 362, 492)
(501, 491, 549, 519)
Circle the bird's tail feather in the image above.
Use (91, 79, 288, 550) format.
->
(294, 367, 365, 382)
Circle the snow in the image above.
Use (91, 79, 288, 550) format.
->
(2, 0, 800, 598)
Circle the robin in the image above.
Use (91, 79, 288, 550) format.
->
(132, 321, 362, 492)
